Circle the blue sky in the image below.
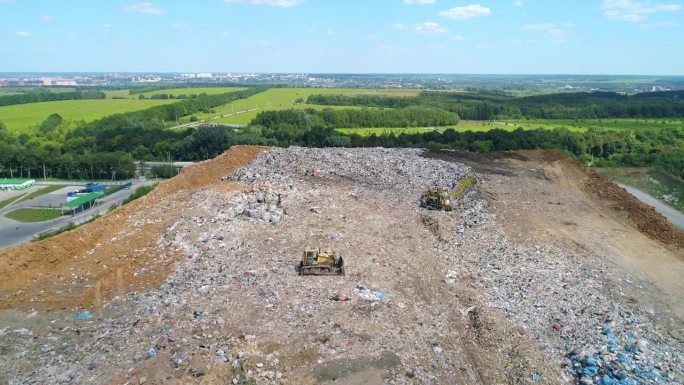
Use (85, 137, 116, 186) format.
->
(1, 0, 683, 74)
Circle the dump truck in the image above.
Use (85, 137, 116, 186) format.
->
(299, 247, 345, 276)
(420, 188, 453, 211)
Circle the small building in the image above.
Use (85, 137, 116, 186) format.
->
(64, 192, 103, 215)
(0, 178, 36, 190)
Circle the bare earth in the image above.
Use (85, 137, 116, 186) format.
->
(0, 146, 682, 385)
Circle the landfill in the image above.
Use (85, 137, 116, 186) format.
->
(0, 146, 682, 385)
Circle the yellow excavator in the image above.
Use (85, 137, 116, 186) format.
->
(420, 188, 453, 211)
(299, 247, 345, 276)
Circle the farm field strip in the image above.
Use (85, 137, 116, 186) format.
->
(106, 87, 248, 99)
(189, 87, 420, 125)
(502, 118, 684, 132)
(0, 99, 177, 134)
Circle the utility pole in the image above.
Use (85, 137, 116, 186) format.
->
(43, 163, 47, 182)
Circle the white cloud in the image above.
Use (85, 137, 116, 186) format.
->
(325, 30, 339, 36)
(514, 1, 524, 6)
(404, 0, 436, 4)
(224, 0, 304, 7)
(453, 35, 471, 41)
(40, 15, 53, 22)
(14, 31, 32, 37)
(124, 2, 165, 15)
(602, 0, 682, 22)
(439, 4, 491, 19)
(102, 23, 112, 29)
(390, 22, 450, 35)
(414, 22, 449, 35)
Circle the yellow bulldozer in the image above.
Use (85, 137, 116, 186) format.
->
(420, 188, 453, 211)
(299, 247, 345, 276)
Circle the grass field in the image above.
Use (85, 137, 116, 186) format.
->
(503, 118, 684, 132)
(4, 207, 64, 222)
(336, 127, 448, 136)
(0, 99, 177, 134)
(186, 88, 421, 125)
(106, 87, 247, 99)
(336, 120, 518, 136)
(17, 185, 66, 203)
(0, 193, 25, 209)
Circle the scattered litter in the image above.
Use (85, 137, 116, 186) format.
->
(147, 347, 159, 358)
(74, 311, 93, 320)
(354, 284, 389, 302)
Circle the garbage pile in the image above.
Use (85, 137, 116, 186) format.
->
(231, 147, 470, 195)
(448, 183, 684, 384)
(1, 146, 682, 385)
(567, 321, 671, 385)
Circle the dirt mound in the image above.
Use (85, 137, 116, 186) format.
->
(584, 165, 684, 248)
(0, 145, 266, 311)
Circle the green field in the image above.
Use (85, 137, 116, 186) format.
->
(4, 207, 64, 222)
(17, 185, 65, 203)
(337, 119, 684, 136)
(336, 127, 448, 136)
(503, 118, 684, 132)
(336, 120, 518, 136)
(0, 99, 177, 134)
(186, 87, 421, 126)
(0, 193, 25, 209)
(106, 87, 247, 99)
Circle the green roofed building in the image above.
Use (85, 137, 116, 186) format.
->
(64, 192, 104, 209)
(0, 178, 36, 190)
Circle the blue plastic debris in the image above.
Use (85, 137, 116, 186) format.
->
(599, 375, 616, 385)
(615, 370, 628, 380)
(74, 310, 93, 320)
(602, 322, 613, 334)
(148, 346, 159, 358)
(582, 366, 599, 376)
(531, 373, 541, 382)
(617, 353, 631, 365)
(586, 355, 599, 367)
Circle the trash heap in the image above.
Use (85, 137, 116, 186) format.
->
(567, 321, 669, 385)
(1, 146, 682, 385)
(230, 147, 470, 195)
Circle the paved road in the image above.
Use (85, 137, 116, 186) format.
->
(618, 183, 684, 230)
(0, 181, 156, 248)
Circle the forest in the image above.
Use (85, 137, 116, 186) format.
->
(0, 88, 682, 181)
(307, 90, 684, 120)
(0, 90, 105, 107)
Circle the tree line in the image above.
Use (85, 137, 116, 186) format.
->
(0, 90, 105, 107)
(252, 106, 459, 129)
(307, 91, 684, 120)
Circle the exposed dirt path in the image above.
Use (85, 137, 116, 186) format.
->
(0, 146, 267, 311)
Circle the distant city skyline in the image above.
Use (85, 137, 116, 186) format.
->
(1, 0, 683, 75)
